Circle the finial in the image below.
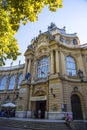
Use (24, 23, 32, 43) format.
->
(39, 30, 41, 34)
(10, 62, 13, 67)
(19, 60, 21, 65)
(63, 26, 66, 31)
(74, 32, 77, 35)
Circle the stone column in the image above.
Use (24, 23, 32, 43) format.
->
(27, 59, 31, 73)
(62, 52, 66, 75)
(77, 54, 86, 77)
(55, 50, 59, 73)
(27, 85, 33, 118)
(28, 85, 32, 111)
(60, 50, 66, 76)
(59, 82, 64, 112)
(23, 59, 28, 79)
(59, 49, 62, 74)
(50, 51, 54, 74)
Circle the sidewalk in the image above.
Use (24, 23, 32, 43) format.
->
(1, 117, 65, 122)
(1, 117, 87, 123)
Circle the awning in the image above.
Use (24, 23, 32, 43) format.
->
(30, 96, 47, 101)
(1, 102, 16, 107)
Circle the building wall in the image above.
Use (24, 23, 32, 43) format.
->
(0, 65, 24, 108)
(0, 23, 87, 120)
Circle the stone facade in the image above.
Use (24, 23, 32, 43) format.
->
(0, 23, 87, 120)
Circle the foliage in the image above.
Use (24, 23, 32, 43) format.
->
(0, 8, 21, 66)
(0, 0, 63, 66)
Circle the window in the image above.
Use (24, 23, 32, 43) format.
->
(65, 40, 70, 44)
(8, 75, 16, 90)
(73, 39, 78, 45)
(18, 73, 23, 88)
(0, 76, 7, 90)
(59, 36, 64, 42)
(37, 57, 50, 78)
(66, 56, 76, 76)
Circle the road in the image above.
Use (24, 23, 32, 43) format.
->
(0, 126, 23, 130)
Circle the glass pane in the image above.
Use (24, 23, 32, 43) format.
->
(66, 56, 76, 76)
(0, 76, 7, 90)
(8, 75, 16, 90)
(37, 57, 49, 78)
(18, 73, 23, 88)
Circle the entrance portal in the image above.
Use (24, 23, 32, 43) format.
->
(71, 94, 83, 120)
(35, 101, 46, 119)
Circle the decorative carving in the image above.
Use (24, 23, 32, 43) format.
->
(27, 44, 34, 50)
(49, 35, 55, 41)
(73, 86, 78, 92)
(37, 86, 42, 92)
(17, 105, 23, 111)
(19, 88, 26, 93)
(52, 104, 58, 111)
(38, 35, 48, 44)
(48, 22, 56, 31)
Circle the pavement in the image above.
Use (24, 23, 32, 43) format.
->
(0, 117, 87, 123)
(0, 126, 22, 130)
(0, 117, 65, 122)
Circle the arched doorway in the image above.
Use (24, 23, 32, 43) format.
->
(31, 95, 47, 119)
(71, 94, 83, 120)
(36, 100, 46, 119)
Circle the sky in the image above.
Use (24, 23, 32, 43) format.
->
(5, 0, 87, 67)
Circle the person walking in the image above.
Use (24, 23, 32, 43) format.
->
(65, 113, 72, 127)
(38, 109, 41, 119)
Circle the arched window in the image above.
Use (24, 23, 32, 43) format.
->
(59, 36, 64, 42)
(66, 56, 76, 76)
(18, 73, 23, 88)
(0, 76, 7, 90)
(37, 57, 50, 78)
(8, 75, 16, 90)
(73, 39, 78, 45)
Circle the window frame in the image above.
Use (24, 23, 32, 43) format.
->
(8, 75, 16, 90)
(66, 56, 76, 76)
(18, 73, 23, 89)
(37, 57, 50, 79)
(0, 76, 7, 90)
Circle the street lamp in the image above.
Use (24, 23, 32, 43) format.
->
(78, 69, 84, 82)
(50, 88, 56, 98)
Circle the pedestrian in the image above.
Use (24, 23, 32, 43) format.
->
(65, 113, 72, 127)
(38, 109, 41, 119)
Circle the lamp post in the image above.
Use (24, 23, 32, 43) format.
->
(50, 88, 56, 98)
(78, 69, 84, 82)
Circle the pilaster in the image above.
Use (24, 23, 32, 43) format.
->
(27, 59, 31, 73)
(59, 50, 66, 76)
(77, 54, 86, 77)
(23, 59, 28, 79)
(55, 50, 59, 73)
(50, 51, 54, 74)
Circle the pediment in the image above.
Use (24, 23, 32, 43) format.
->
(24, 48, 34, 56)
(37, 33, 49, 44)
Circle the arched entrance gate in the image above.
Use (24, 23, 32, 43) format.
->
(71, 94, 83, 120)
(30, 95, 47, 119)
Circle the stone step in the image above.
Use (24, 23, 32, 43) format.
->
(71, 122, 87, 130)
(0, 118, 71, 130)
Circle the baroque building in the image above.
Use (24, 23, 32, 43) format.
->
(0, 23, 87, 120)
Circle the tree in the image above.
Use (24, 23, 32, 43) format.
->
(0, 0, 63, 66)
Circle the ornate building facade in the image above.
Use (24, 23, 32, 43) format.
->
(0, 23, 87, 120)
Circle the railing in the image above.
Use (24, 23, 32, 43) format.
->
(0, 64, 24, 71)
(34, 77, 48, 83)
